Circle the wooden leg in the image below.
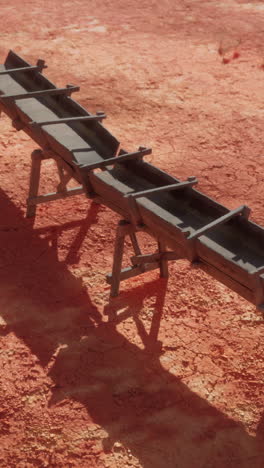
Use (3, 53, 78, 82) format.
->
(110, 222, 126, 297)
(158, 240, 169, 278)
(26, 150, 85, 217)
(108, 223, 172, 296)
(55, 159, 72, 193)
(79, 169, 96, 198)
(26, 149, 42, 218)
(129, 232, 141, 256)
(56, 159, 66, 192)
(129, 232, 147, 273)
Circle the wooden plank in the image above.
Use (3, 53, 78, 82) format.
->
(196, 241, 253, 289)
(200, 260, 255, 304)
(79, 147, 152, 171)
(28, 186, 84, 205)
(250, 265, 264, 276)
(125, 177, 198, 199)
(131, 251, 180, 265)
(186, 206, 250, 240)
(0, 85, 79, 100)
(1, 52, 120, 161)
(90, 171, 259, 292)
(124, 177, 198, 227)
(30, 113, 106, 127)
(0, 64, 46, 75)
(26, 150, 42, 217)
(248, 267, 264, 306)
(2, 50, 264, 307)
(89, 171, 194, 247)
(158, 240, 169, 278)
(106, 262, 160, 284)
(109, 224, 126, 297)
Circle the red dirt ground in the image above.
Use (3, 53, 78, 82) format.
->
(0, 1, 264, 467)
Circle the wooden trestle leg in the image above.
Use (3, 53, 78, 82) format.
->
(26, 149, 42, 217)
(107, 220, 179, 297)
(109, 221, 127, 297)
(158, 240, 169, 278)
(26, 149, 85, 218)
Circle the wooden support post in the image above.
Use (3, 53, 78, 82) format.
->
(56, 159, 66, 192)
(158, 240, 169, 278)
(109, 220, 149, 297)
(55, 159, 72, 193)
(129, 232, 142, 257)
(79, 147, 151, 172)
(108, 221, 180, 296)
(78, 170, 95, 199)
(26, 149, 85, 218)
(249, 266, 264, 309)
(110, 221, 127, 297)
(26, 149, 42, 217)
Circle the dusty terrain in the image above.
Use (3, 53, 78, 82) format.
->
(0, 0, 264, 467)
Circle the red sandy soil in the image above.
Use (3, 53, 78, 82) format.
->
(0, 1, 264, 467)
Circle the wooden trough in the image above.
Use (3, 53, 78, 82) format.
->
(0, 50, 263, 308)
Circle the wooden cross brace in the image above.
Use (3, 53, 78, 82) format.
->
(26, 149, 84, 217)
(106, 219, 180, 297)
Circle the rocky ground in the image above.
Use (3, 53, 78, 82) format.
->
(0, 1, 263, 467)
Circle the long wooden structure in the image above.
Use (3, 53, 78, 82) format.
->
(0, 50, 263, 307)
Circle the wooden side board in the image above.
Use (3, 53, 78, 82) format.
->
(90, 166, 264, 308)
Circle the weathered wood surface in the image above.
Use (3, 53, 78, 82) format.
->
(0, 51, 120, 173)
(1, 50, 264, 308)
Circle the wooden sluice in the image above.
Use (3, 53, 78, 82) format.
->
(0, 50, 263, 307)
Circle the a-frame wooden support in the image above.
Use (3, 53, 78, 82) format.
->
(26, 149, 85, 217)
(106, 220, 180, 297)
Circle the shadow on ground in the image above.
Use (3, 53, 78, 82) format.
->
(0, 188, 263, 468)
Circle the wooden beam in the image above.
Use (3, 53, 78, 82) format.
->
(28, 187, 84, 205)
(186, 205, 250, 240)
(125, 177, 198, 200)
(79, 147, 152, 171)
(0, 85, 79, 100)
(250, 265, 264, 277)
(0, 61, 47, 75)
(131, 251, 180, 265)
(106, 262, 160, 285)
(30, 113, 106, 127)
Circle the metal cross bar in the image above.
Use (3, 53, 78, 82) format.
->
(124, 176, 198, 200)
(79, 147, 152, 171)
(186, 205, 251, 240)
(0, 60, 47, 75)
(0, 84, 79, 100)
(30, 113, 106, 127)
